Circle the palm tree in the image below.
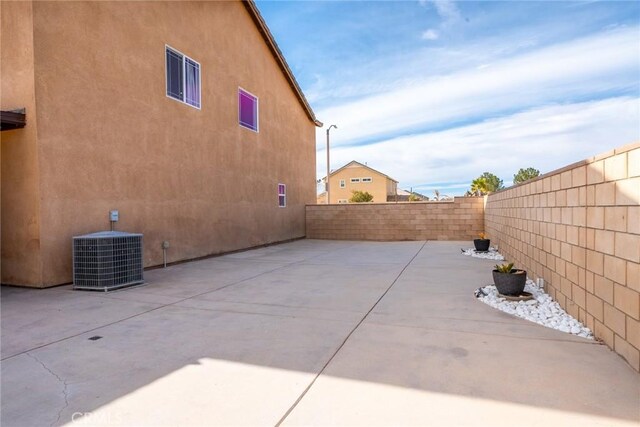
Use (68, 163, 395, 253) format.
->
(470, 177, 489, 196)
(433, 189, 450, 201)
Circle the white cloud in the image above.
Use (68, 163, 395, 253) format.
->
(421, 0, 462, 27)
(304, 27, 546, 106)
(315, 26, 639, 146)
(417, 0, 461, 44)
(431, 0, 462, 26)
(421, 29, 440, 40)
(320, 97, 640, 195)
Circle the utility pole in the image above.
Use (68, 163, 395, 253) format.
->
(326, 125, 337, 204)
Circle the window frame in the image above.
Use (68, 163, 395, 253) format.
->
(165, 45, 201, 110)
(278, 183, 286, 208)
(338, 199, 348, 204)
(362, 177, 372, 183)
(350, 178, 360, 183)
(339, 179, 345, 188)
(238, 87, 259, 132)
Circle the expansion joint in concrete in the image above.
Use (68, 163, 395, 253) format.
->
(275, 240, 429, 426)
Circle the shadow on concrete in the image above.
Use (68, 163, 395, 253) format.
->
(1, 240, 638, 426)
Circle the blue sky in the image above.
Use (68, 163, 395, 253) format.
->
(256, 0, 640, 196)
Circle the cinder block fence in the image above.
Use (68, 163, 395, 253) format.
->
(306, 142, 640, 371)
(306, 197, 484, 241)
(486, 142, 640, 371)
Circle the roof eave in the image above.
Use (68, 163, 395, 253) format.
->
(0, 109, 26, 131)
(242, 0, 322, 128)
(327, 160, 399, 183)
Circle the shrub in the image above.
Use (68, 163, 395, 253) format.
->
(350, 190, 374, 203)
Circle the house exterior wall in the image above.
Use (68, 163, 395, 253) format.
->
(386, 179, 398, 200)
(0, 1, 43, 285)
(1, 1, 316, 287)
(485, 142, 640, 371)
(306, 197, 484, 241)
(328, 164, 394, 203)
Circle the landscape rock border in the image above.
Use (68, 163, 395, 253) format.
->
(461, 247, 505, 261)
(475, 279, 593, 339)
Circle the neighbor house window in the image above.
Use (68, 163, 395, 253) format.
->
(338, 199, 348, 204)
(362, 177, 372, 183)
(340, 179, 345, 188)
(239, 88, 259, 132)
(278, 184, 286, 207)
(165, 46, 200, 108)
(350, 178, 360, 183)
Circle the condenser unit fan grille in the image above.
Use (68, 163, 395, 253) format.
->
(73, 231, 144, 291)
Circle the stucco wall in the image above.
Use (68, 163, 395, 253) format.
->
(485, 142, 640, 371)
(2, 1, 316, 287)
(306, 197, 484, 241)
(0, 1, 43, 285)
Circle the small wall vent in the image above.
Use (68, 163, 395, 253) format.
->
(73, 231, 144, 291)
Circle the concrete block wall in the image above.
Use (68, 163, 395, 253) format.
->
(306, 197, 484, 241)
(485, 142, 640, 371)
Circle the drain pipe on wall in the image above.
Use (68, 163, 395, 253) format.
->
(162, 241, 170, 268)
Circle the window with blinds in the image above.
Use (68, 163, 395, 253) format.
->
(166, 46, 200, 109)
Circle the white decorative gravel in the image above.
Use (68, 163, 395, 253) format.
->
(475, 279, 593, 339)
(462, 247, 505, 260)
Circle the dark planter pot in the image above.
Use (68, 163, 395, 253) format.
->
(493, 270, 527, 296)
(474, 239, 491, 252)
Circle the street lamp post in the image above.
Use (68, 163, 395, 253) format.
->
(326, 124, 337, 204)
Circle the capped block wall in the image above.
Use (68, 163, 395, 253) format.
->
(306, 197, 484, 241)
(485, 142, 640, 371)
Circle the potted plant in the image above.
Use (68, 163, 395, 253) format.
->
(492, 263, 527, 296)
(474, 232, 490, 252)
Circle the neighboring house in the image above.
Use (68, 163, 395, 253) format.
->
(320, 161, 398, 204)
(316, 191, 327, 204)
(0, 0, 321, 287)
(389, 189, 429, 202)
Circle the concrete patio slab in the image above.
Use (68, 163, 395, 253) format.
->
(0, 287, 162, 359)
(369, 287, 590, 342)
(196, 263, 406, 316)
(119, 257, 292, 299)
(1, 240, 638, 426)
(2, 305, 356, 427)
(308, 240, 425, 266)
(283, 322, 636, 426)
(175, 298, 365, 323)
(224, 239, 352, 263)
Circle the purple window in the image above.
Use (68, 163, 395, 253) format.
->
(239, 89, 258, 132)
(278, 184, 286, 207)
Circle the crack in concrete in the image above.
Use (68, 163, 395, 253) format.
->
(26, 352, 69, 427)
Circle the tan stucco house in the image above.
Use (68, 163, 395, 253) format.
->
(320, 161, 398, 204)
(0, 0, 321, 287)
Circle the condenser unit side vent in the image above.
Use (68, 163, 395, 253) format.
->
(73, 231, 144, 291)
